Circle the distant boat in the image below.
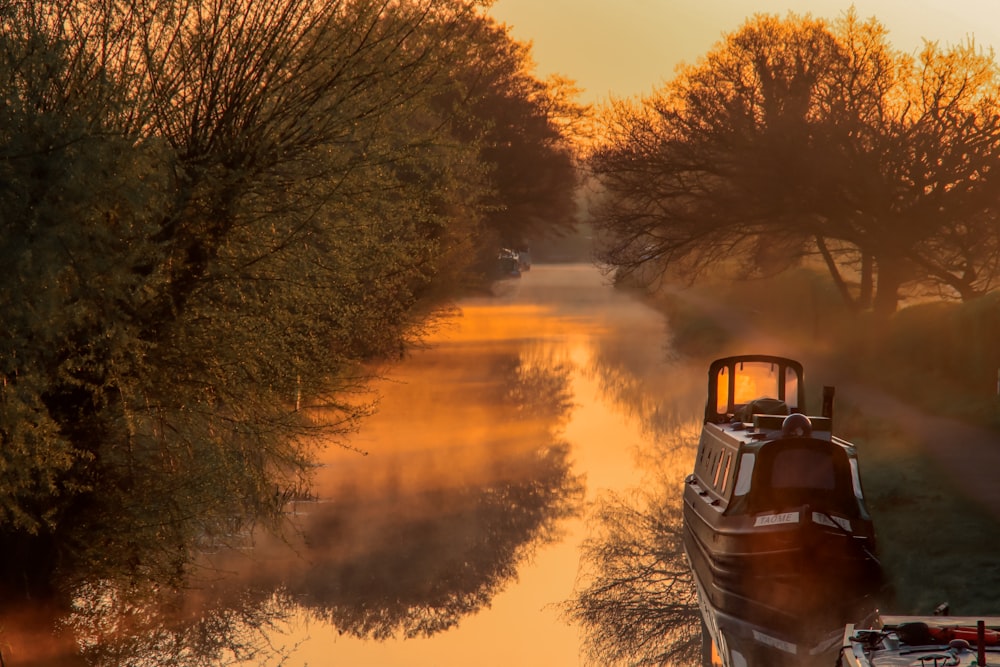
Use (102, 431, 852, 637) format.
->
(683, 355, 884, 638)
(839, 614, 1000, 666)
(495, 248, 521, 279)
(516, 248, 531, 271)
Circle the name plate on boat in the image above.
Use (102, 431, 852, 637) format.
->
(812, 512, 852, 532)
(751, 630, 797, 655)
(753, 511, 800, 526)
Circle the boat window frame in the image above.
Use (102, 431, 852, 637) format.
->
(712, 450, 725, 488)
(718, 452, 733, 494)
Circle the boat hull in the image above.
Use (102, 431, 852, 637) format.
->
(682, 436, 884, 630)
(682, 506, 882, 631)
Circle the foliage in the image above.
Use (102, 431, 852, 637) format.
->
(0, 0, 584, 603)
(442, 12, 587, 272)
(591, 10, 1000, 316)
(847, 292, 1000, 425)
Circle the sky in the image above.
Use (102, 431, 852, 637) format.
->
(487, 0, 1000, 105)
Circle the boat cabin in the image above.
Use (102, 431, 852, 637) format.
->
(691, 355, 865, 520)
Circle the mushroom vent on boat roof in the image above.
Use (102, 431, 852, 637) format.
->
(781, 413, 812, 437)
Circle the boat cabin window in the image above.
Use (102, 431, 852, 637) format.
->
(696, 440, 738, 496)
(715, 361, 800, 416)
(733, 453, 755, 496)
(713, 451, 732, 490)
(850, 459, 864, 500)
(719, 453, 733, 494)
(743, 441, 859, 515)
(771, 448, 836, 490)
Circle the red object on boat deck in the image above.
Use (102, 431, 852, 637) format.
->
(927, 625, 1000, 645)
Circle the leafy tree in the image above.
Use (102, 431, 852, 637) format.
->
(443, 13, 586, 269)
(591, 15, 842, 290)
(591, 11, 1000, 315)
(873, 39, 1000, 307)
(0, 0, 503, 600)
(0, 2, 178, 588)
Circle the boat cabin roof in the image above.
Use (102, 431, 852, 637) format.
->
(695, 415, 862, 517)
(720, 413, 834, 447)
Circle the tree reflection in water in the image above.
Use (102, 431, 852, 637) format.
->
(283, 353, 583, 639)
(564, 483, 701, 667)
(297, 446, 583, 639)
(54, 352, 584, 664)
(61, 583, 296, 667)
(288, 353, 583, 639)
(565, 319, 706, 666)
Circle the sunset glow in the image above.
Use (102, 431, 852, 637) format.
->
(490, 0, 1000, 104)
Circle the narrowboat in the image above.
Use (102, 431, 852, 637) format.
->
(839, 614, 1000, 666)
(683, 355, 883, 629)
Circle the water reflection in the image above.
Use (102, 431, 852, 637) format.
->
(696, 597, 865, 667)
(7, 264, 706, 665)
(49, 350, 584, 666)
(561, 312, 708, 666)
(205, 349, 585, 636)
(62, 584, 295, 667)
(564, 483, 702, 666)
(577, 282, 704, 441)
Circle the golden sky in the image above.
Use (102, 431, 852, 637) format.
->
(488, 0, 1000, 104)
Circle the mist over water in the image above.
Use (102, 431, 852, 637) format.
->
(229, 262, 704, 666)
(0, 263, 709, 666)
(11, 267, 970, 666)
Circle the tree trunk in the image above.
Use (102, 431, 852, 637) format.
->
(815, 236, 860, 312)
(859, 252, 873, 310)
(872, 256, 905, 316)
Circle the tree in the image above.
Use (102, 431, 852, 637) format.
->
(441, 13, 586, 269)
(0, 0, 498, 600)
(591, 11, 1000, 315)
(591, 14, 843, 289)
(876, 39, 1000, 307)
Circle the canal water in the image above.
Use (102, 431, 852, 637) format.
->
(0, 262, 708, 666)
(224, 262, 707, 666)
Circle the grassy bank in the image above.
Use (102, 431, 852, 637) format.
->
(838, 406, 1000, 614)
